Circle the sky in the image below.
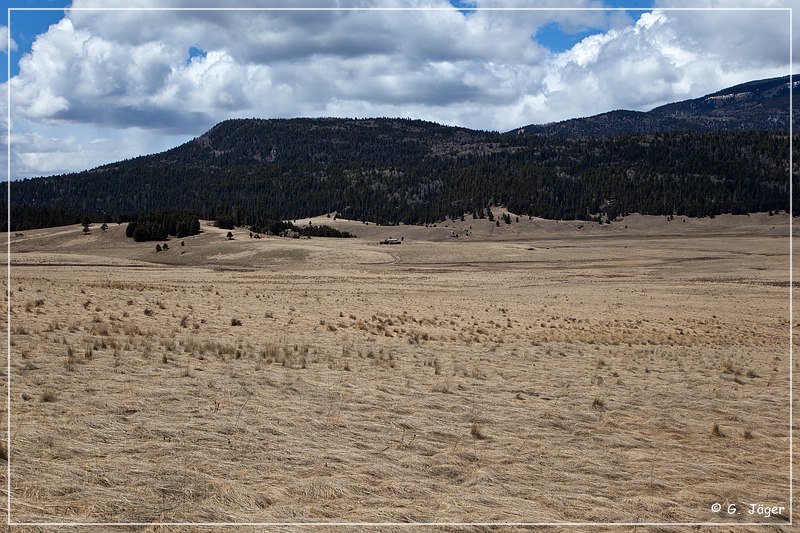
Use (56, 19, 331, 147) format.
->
(1, 0, 797, 179)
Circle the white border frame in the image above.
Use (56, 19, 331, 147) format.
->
(4, 4, 794, 528)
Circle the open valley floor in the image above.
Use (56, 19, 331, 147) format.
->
(1, 213, 795, 532)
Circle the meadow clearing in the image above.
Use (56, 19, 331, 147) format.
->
(1, 212, 795, 532)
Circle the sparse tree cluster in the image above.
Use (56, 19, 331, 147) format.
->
(249, 219, 355, 238)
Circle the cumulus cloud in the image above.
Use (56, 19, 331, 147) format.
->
(540, 6, 794, 119)
(11, 0, 615, 127)
(5, 0, 798, 178)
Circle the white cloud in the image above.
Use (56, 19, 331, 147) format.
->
(5, 0, 798, 178)
(7, 116, 191, 179)
(10, 1, 600, 132)
(540, 5, 794, 118)
(0, 25, 18, 54)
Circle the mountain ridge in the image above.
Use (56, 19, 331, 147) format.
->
(513, 75, 798, 137)
(5, 75, 796, 231)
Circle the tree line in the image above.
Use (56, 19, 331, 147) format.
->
(124, 211, 201, 242)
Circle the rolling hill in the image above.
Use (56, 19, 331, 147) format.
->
(5, 76, 796, 231)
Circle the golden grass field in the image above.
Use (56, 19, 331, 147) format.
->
(0, 211, 795, 532)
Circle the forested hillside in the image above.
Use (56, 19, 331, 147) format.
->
(4, 76, 796, 232)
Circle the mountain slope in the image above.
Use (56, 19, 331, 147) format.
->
(5, 77, 796, 231)
(514, 75, 799, 137)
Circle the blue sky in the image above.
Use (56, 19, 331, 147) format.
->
(535, 22, 596, 53)
(0, 0, 796, 178)
(530, 0, 657, 52)
(446, 0, 658, 52)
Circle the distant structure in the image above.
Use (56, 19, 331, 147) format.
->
(379, 238, 401, 245)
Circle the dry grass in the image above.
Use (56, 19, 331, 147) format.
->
(0, 214, 793, 526)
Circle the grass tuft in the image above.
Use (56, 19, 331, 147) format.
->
(64, 346, 76, 371)
(40, 390, 57, 403)
(471, 423, 488, 440)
